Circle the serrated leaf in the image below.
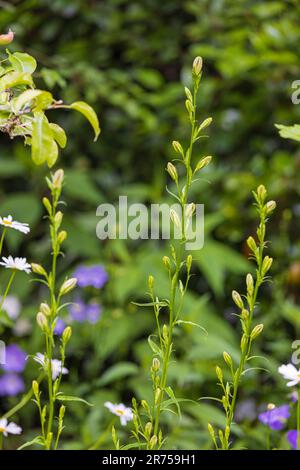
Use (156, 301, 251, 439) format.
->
(49, 123, 67, 148)
(69, 101, 100, 141)
(56, 395, 93, 406)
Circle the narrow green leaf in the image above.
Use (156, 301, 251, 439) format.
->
(69, 101, 100, 141)
(175, 320, 207, 334)
(18, 436, 44, 450)
(56, 395, 93, 406)
(148, 335, 162, 355)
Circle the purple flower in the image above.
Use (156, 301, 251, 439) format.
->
(287, 430, 300, 449)
(0, 373, 25, 396)
(54, 318, 66, 336)
(1, 344, 26, 373)
(73, 264, 108, 289)
(258, 404, 290, 431)
(86, 302, 101, 324)
(69, 299, 102, 324)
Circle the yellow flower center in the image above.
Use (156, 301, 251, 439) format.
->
(0, 427, 5, 433)
(3, 219, 12, 226)
(116, 409, 125, 415)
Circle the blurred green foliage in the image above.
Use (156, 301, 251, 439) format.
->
(1, 0, 300, 450)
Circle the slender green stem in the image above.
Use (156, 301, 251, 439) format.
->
(0, 270, 16, 317)
(0, 228, 6, 256)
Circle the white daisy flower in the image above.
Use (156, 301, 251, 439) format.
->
(33, 352, 69, 381)
(0, 215, 30, 234)
(278, 363, 300, 387)
(104, 401, 133, 426)
(0, 417, 22, 437)
(0, 256, 31, 274)
(1, 295, 21, 319)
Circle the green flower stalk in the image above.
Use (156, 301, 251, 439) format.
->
(115, 57, 213, 450)
(209, 185, 276, 450)
(29, 169, 76, 450)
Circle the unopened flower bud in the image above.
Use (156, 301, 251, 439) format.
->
(195, 156, 212, 172)
(162, 324, 168, 340)
(170, 209, 181, 230)
(267, 403, 276, 410)
(152, 358, 160, 372)
(40, 302, 51, 316)
(193, 56, 203, 75)
(216, 366, 223, 382)
(54, 211, 63, 228)
(172, 140, 184, 155)
(36, 312, 47, 331)
(31, 263, 47, 277)
(148, 275, 154, 290)
(32, 380, 39, 398)
(257, 184, 267, 202)
(59, 278, 77, 296)
(154, 388, 161, 404)
(262, 256, 273, 274)
(42, 197, 52, 215)
(57, 230, 67, 244)
(246, 273, 254, 295)
(223, 351, 233, 368)
(52, 169, 64, 189)
(251, 323, 264, 340)
(207, 423, 215, 439)
(149, 435, 158, 449)
(247, 236, 257, 253)
(62, 326, 72, 344)
(167, 162, 178, 182)
(145, 422, 152, 437)
(185, 202, 196, 219)
(0, 29, 14, 46)
(162, 256, 170, 270)
(141, 400, 150, 412)
(241, 309, 249, 321)
(232, 290, 244, 309)
(240, 333, 248, 352)
(59, 404, 66, 420)
(266, 200, 276, 214)
(186, 254, 192, 272)
(198, 117, 212, 132)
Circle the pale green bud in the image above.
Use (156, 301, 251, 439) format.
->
(36, 312, 47, 331)
(232, 290, 244, 309)
(250, 323, 264, 340)
(59, 278, 77, 296)
(193, 56, 203, 75)
(195, 156, 212, 172)
(167, 162, 178, 182)
(31, 263, 47, 277)
(62, 326, 72, 344)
